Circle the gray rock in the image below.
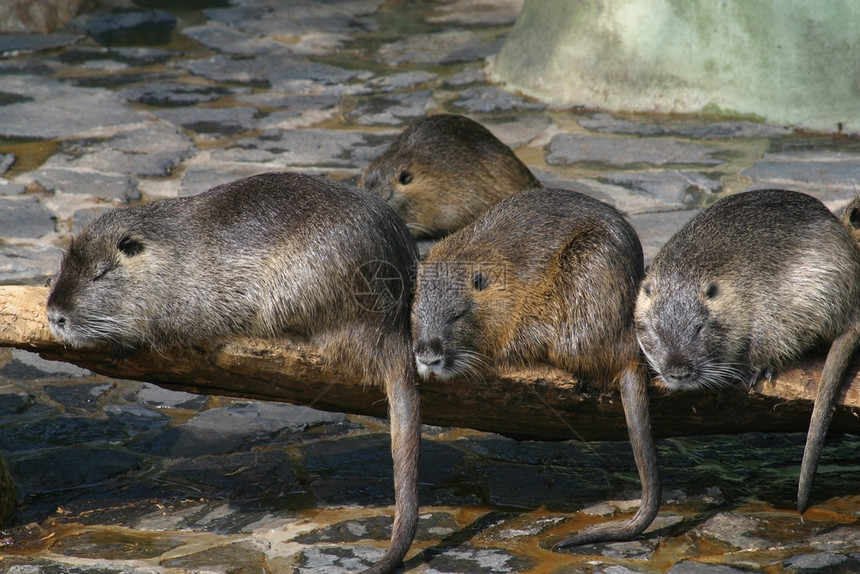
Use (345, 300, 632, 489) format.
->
(44, 383, 113, 410)
(3, 349, 90, 379)
(580, 113, 794, 139)
(118, 81, 248, 107)
(0, 76, 143, 139)
(236, 92, 340, 111)
(161, 540, 270, 573)
(293, 545, 386, 574)
(0, 178, 26, 195)
(428, 0, 525, 26)
(668, 563, 753, 574)
(132, 383, 208, 411)
(546, 133, 723, 167)
(0, 154, 15, 174)
(24, 168, 139, 202)
(370, 71, 437, 92)
(143, 401, 346, 457)
(691, 512, 768, 550)
(600, 171, 722, 206)
(163, 451, 302, 510)
(53, 46, 174, 67)
(72, 7, 176, 47)
(784, 553, 848, 570)
(217, 128, 385, 170)
(177, 53, 367, 88)
(809, 526, 860, 552)
(424, 544, 535, 573)
(203, 0, 384, 37)
(152, 106, 258, 138)
(0, 242, 62, 285)
(629, 209, 703, 263)
(444, 66, 486, 87)
(103, 404, 170, 431)
(741, 151, 860, 195)
(379, 30, 495, 66)
(35, 121, 195, 179)
(0, 33, 83, 56)
(453, 86, 545, 113)
(0, 196, 55, 238)
(71, 206, 114, 234)
(181, 21, 287, 55)
(346, 91, 432, 125)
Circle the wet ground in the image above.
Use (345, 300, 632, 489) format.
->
(1, 0, 859, 572)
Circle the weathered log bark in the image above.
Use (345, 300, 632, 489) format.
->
(2, 286, 859, 441)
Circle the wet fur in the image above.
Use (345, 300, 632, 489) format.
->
(412, 186, 662, 548)
(360, 114, 539, 239)
(636, 188, 860, 514)
(46, 172, 421, 574)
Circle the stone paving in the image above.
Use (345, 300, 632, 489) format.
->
(1, 1, 859, 573)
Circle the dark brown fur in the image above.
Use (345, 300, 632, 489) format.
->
(360, 114, 539, 239)
(411, 186, 661, 548)
(635, 188, 860, 515)
(46, 172, 420, 574)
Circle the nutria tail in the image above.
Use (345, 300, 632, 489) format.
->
(797, 327, 860, 514)
(555, 363, 661, 548)
(359, 341, 421, 574)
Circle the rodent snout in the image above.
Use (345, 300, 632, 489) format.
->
(413, 337, 445, 378)
(46, 308, 68, 335)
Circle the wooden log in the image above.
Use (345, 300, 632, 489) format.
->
(1, 286, 859, 441)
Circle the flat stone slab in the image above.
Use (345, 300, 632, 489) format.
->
(453, 86, 545, 113)
(580, 113, 794, 139)
(176, 52, 369, 89)
(0, 196, 55, 238)
(0, 33, 83, 56)
(0, 76, 143, 139)
(742, 151, 860, 196)
(547, 133, 724, 167)
(600, 170, 722, 206)
(0, 243, 63, 286)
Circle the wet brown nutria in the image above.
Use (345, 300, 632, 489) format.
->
(45, 172, 420, 574)
(411, 186, 661, 548)
(634, 188, 860, 515)
(359, 113, 539, 239)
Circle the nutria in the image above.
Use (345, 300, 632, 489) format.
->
(359, 114, 539, 239)
(45, 172, 420, 574)
(634, 188, 860, 515)
(411, 186, 661, 548)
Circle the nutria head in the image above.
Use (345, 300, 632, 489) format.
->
(360, 114, 538, 239)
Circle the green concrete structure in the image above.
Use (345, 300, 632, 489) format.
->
(487, 0, 860, 133)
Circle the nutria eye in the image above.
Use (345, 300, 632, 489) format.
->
(398, 170, 413, 185)
(472, 272, 489, 291)
(705, 282, 718, 299)
(117, 236, 143, 257)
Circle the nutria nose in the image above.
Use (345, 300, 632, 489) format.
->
(414, 338, 444, 367)
(662, 353, 693, 383)
(46, 309, 67, 331)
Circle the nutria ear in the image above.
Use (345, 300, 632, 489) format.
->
(117, 236, 144, 257)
